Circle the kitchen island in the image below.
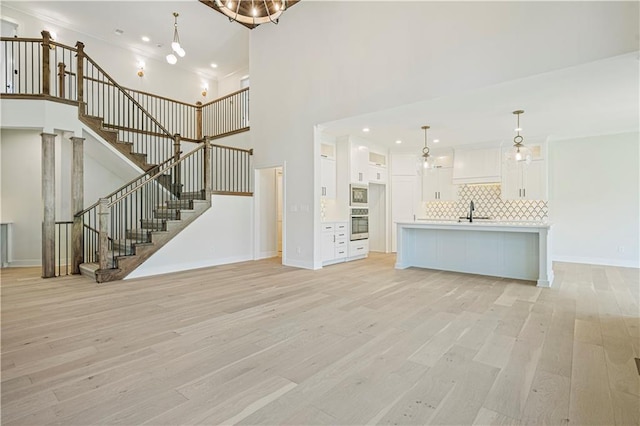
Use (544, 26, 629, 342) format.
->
(395, 220, 553, 287)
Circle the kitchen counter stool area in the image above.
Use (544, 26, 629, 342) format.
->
(395, 221, 553, 287)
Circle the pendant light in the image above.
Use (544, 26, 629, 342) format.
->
(166, 12, 185, 65)
(506, 110, 532, 164)
(421, 125, 434, 169)
(209, 0, 292, 29)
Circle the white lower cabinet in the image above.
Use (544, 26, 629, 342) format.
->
(349, 239, 369, 259)
(321, 222, 349, 266)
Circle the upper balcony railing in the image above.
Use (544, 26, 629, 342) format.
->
(1, 31, 250, 142)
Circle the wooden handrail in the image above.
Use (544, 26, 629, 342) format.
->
(210, 141, 254, 155)
(201, 87, 249, 107)
(109, 145, 206, 207)
(0, 36, 42, 42)
(82, 53, 173, 138)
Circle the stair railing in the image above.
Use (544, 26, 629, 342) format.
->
(203, 88, 250, 140)
(210, 142, 253, 195)
(79, 49, 177, 166)
(96, 143, 210, 271)
(2, 32, 251, 142)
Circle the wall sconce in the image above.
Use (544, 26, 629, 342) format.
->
(201, 85, 208, 97)
(137, 61, 145, 78)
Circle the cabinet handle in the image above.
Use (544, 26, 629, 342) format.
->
(357, 247, 363, 250)
(523, 188, 526, 198)
(377, 173, 380, 180)
(333, 235, 335, 242)
(359, 172, 363, 181)
(519, 189, 522, 197)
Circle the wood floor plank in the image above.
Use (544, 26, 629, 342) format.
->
(569, 341, 616, 425)
(1, 257, 637, 425)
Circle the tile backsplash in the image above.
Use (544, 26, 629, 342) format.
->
(424, 184, 548, 221)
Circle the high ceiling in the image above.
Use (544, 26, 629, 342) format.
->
(2, 1, 250, 80)
(321, 52, 639, 152)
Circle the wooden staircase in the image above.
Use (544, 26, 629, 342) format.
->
(79, 114, 160, 172)
(79, 194, 210, 283)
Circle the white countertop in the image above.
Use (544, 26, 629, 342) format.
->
(397, 219, 551, 229)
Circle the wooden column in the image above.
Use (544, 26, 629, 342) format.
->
(76, 41, 85, 105)
(41, 132, 57, 278)
(196, 102, 203, 140)
(98, 198, 109, 272)
(41, 31, 51, 96)
(71, 136, 84, 274)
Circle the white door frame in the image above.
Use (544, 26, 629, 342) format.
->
(253, 163, 286, 264)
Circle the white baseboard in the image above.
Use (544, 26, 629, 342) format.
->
(7, 259, 41, 267)
(124, 255, 253, 280)
(255, 250, 278, 260)
(552, 255, 639, 269)
(283, 258, 315, 270)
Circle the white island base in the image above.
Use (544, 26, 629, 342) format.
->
(395, 221, 554, 287)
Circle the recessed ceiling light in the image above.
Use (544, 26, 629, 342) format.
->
(210, 63, 218, 68)
(395, 140, 402, 144)
(115, 29, 124, 36)
(141, 36, 150, 42)
(433, 139, 440, 143)
(362, 128, 370, 132)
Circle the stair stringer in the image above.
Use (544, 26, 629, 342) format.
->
(95, 199, 212, 282)
(80, 120, 146, 176)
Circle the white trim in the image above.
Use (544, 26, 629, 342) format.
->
(7, 259, 41, 267)
(255, 250, 278, 260)
(124, 255, 253, 280)
(283, 258, 315, 270)
(552, 256, 639, 269)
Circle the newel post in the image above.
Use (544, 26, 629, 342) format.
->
(71, 136, 85, 274)
(196, 101, 203, 140)
(203, 138, 211, 201)
(76, 42, 85, 105)
(98, 198, 110, 272)
(41, 31, 51, 96)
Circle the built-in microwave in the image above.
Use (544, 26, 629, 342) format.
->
(350, 184, 368, 207)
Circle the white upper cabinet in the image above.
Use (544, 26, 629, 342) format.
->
(320, 156, 336, 199)
(501, 159, 546, 200)
(350, 143, 370, 183)
(368, 151, 387, 184)
(452, 147, 501, 184)
(500, 144, 547, 200)
(422, 167, 457, 201)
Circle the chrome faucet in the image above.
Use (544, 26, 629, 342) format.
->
(468, 201, 475, 222)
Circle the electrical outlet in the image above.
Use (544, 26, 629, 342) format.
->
(296, 246, 302, 254)
(617, 246, 626, 253)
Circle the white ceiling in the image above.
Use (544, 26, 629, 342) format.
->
(321, 52, 640, 152)
(2, 1, 250, 80)
(3, 1, 638, 149)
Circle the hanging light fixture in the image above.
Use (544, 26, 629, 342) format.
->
(421, 125, 434, 169)
(506, 110, 532, 164)
(166, 12, 185, 65)
(206, 0, 292, 29)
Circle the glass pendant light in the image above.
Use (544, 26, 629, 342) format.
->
(166, 12, 185, 64)
(506, 110, 532, 164)
(421, 125, 434, 169)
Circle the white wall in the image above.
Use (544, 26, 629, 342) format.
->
(549, 132, 639, 267)
(1, 129, 44, 266)
(217, 67, 249, 97)
(126, 194, 253, 279)
(250, 1, 639, 268)
(1, 6, 216, 103)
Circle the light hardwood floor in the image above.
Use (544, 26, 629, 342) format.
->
(1, 254, 639, 425)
